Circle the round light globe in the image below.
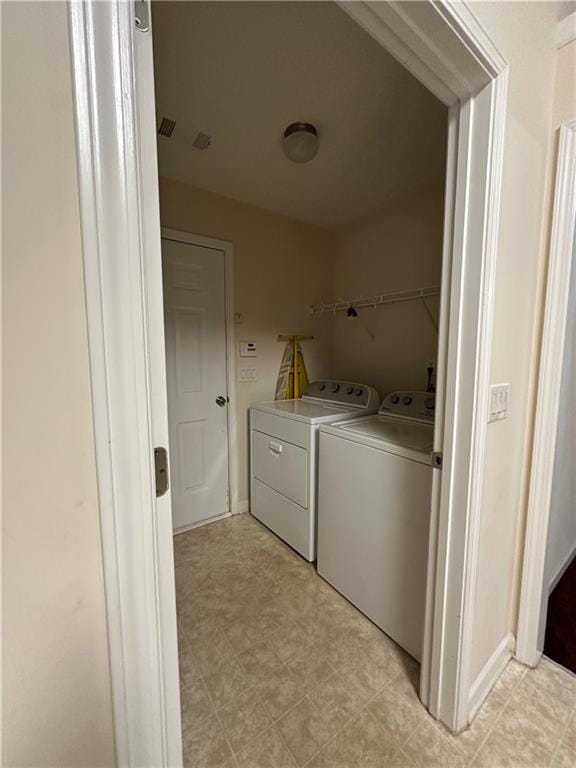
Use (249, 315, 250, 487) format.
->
(282, 123, 319, 164)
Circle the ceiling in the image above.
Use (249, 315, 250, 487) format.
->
(152, 1, 447, 230)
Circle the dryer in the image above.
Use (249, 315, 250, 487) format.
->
(317, 391, 435, 660)
(250, 381, 380, 561)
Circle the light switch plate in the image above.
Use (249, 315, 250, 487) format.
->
(489, 383, 511, 423)
(238, 367, 258, 382)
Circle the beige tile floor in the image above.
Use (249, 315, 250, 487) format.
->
(175, 514, 576, 768)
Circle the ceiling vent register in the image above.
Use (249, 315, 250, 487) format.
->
(156, 113, 213, 151)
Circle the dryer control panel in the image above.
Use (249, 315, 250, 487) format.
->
(380, 391, 435, 424)
(304, 381, 380, 410)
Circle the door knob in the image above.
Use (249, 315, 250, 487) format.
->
(216, 395, 227, 407)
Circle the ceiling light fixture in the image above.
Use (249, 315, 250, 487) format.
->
(282, 122, 319, 164)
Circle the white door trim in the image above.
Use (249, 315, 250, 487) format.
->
(161, 227, 240, 523)
(69, 0, 507, 762)
(516, 119, 576, 667)
(68, 2, 182, 765)
(341, 1, 508, 731)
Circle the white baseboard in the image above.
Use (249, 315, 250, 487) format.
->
(173, 511, 232, 535)
(469, 632, 515, 720)
(235, 500, 249, 514)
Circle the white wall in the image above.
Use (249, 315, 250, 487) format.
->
(2, 3, 115, 765)
(470, 2, 573, 682)
(330, 188, 444, 398)
(545, 234, 576, 592)
(543, 35, 576, 597)
(158, 177, 335, 505)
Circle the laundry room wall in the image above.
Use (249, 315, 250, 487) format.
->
(329, 187, 445, 399)
(158, 176, 335, 506)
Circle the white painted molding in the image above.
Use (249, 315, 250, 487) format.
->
(343, 0, 508, 734)
(453, 67, 509, 730)
(174, 512, 232, 536)
(236, 500, 250, 515)
(468, 633, 515, 720)
(340, 1, 505, 106)
(434, 1, 507, 78)
(516, 120, 576, 667)
(69, 2, 182, 765)
(557, 11, 576, 49)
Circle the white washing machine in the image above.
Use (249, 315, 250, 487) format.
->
(317, 391, 435, 660)
(250, 381, 380, 561)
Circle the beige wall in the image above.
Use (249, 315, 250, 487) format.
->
(553, 38, 576, 121)
(2, 3, 115, 766)
(331, 188, 444, 398)
(543, 36, 576, 597)
(469, 2, 570, 681)
(159, 179, 445, 504)
(159, 177, 335, 504)
(3, 1, 573, 756)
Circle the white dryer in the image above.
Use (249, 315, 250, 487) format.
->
(250, 381, 380, 561)
(317, 391, 435, 660)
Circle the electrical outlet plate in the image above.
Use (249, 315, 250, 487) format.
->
(489, 383, 511, 423)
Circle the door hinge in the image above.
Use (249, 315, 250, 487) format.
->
(154, 447, 169, 497)
(134, 0, 151, 32)
(431, 451, 443, 470)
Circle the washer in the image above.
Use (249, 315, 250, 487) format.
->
(317, 390, 435, 660)
(250, 381, 380, 561)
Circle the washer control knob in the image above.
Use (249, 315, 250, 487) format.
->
(354, 387, 363, 396)
(346, 387, 354, 395)
(390, 394, 400, 405)
(403, 395, 413, 406)
(331, 384, 340, 393)
(425, 397, 435, 410)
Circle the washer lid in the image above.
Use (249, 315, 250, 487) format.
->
(327, 414, 434, 457)
(251, 398, 367, 424)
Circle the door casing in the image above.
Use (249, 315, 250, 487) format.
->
(162, 228, 239, 533)
(516, 120, 576, 667)
(69, 1, 509, 764)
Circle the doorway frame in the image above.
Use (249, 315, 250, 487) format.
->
(161, 227, 240, 530)
(69, 1, 508, 764)
(516, 119, 576, 667)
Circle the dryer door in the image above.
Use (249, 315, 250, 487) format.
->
(252, 430, 308, 508)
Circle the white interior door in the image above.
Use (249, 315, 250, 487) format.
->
(162, 236, 230, 532)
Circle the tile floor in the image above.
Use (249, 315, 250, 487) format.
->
(175, 514, 576, 768)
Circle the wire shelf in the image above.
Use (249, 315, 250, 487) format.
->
(309, 286, 441, 315)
